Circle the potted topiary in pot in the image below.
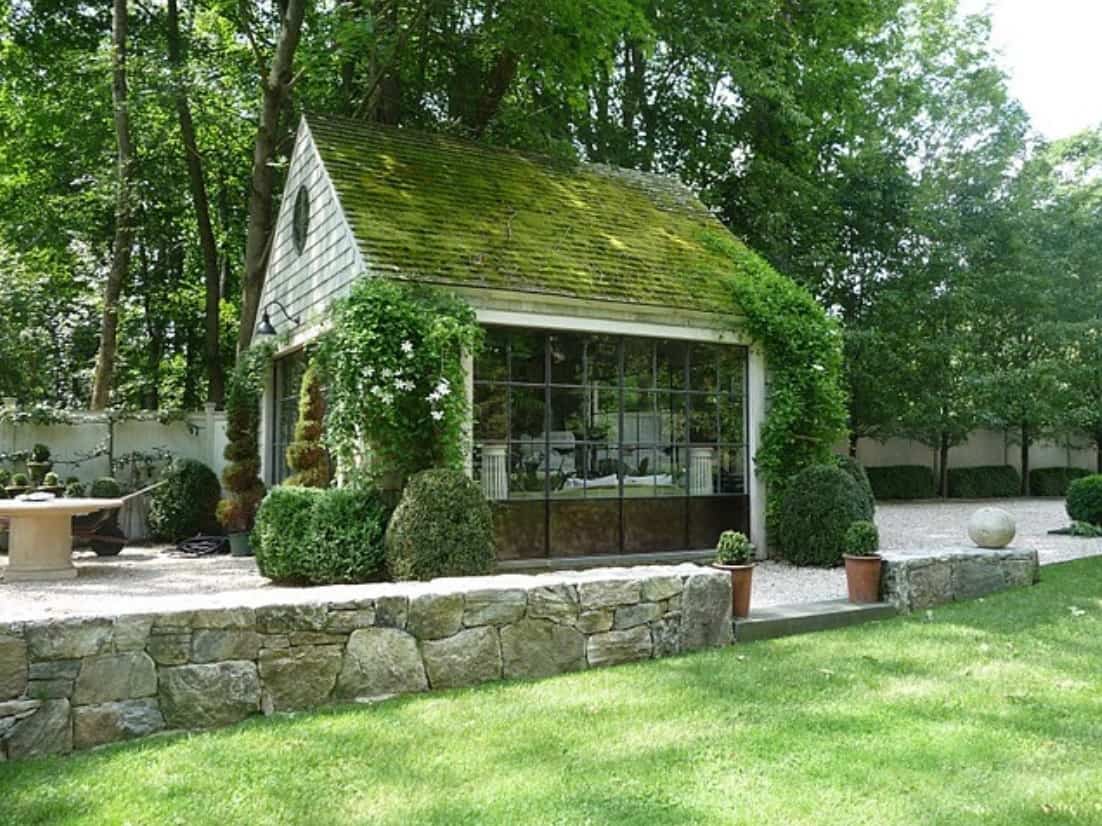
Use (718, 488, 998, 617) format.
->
(26, 443, 52, 486)
(6, 472, 31, 497)
(216, 361, 266, 556)
(713, 530, 755, 618)
(843, 520, 881, 604)
(38, 471, 64, 496)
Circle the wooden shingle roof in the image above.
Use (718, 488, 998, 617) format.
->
(308, 114, 760, 316)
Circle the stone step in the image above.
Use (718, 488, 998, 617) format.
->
(734, 598, 897, 642)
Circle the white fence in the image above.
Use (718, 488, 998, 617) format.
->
(843, 430, 1099, 476)
(0, 404, 229, 490)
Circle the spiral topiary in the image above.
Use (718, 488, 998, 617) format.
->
(217, 360, 267, 534)
(284, 361, 330, 488)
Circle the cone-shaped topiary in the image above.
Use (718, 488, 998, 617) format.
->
(284, 362, 330, 488)
(217, 360, 266, 534)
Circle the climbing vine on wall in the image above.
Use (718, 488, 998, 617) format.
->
(703, 233, 848, 514)
(316, 279, 482, 485)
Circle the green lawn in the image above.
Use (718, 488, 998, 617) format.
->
(3, 558, 1102, 826)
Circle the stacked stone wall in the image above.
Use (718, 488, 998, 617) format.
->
(880, 548, 1039, 613)
(0, 565, 731, 761)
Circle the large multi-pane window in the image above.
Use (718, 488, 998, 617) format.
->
(270, 349, 308, 483)
(473, 327, 749, 559)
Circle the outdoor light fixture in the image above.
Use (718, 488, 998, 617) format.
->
(256, 301, 300, 337)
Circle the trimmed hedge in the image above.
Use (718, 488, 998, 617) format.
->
(834, 455, 875, 514)
(1066, 474, 1102, 526)
(386, 468, 495, 580)
(865, 465, 938, 500)
(253, 484, 389, 584)
(1029, 466, 1091, 497)
(778, 464, 874, 567)
(947, 465, 1020, 499)
(149, 459, 222, 541)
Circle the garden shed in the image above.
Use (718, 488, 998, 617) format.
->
(256, 114, 768, 564)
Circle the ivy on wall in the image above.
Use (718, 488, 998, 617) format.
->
(703, 233, 848, 516)
(316, 279, 482, 485)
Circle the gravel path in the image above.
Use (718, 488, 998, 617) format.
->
(2, 498, 1099, 620)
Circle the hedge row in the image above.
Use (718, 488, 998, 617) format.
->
(946, 465, 1021, 499)
(865, 465, 938, 500)
(1029, 466, 1092, 497)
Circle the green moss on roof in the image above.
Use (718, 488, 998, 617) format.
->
(307, 114, 758, 316)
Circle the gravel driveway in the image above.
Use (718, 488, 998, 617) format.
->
(1, 498, 1098, 620)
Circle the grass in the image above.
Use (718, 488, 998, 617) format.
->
(3, 558, 1102, 825)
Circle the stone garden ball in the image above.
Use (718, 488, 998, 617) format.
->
(967, 507, 1016, 549)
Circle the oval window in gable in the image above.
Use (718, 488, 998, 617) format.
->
(292, 185, 310, 254)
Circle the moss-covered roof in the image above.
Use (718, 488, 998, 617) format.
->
(308, 114, 751, 316)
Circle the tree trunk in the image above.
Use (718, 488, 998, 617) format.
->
(939, 431, 950, 498)
(167, 0, 224, 406)
(469, 49, 519, 137)
(848, 432, 858, 458)
(90, 0, 134, 410)
(1020, 422, 1030, 496)
(237, 0, 308, 353)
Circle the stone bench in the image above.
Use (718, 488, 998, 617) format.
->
(0, 564, 731, 761)
(880, 547, 1039, 613)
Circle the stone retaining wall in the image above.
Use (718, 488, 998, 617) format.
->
(0, 565, 731, 761)
(880, 547, 1039, 613)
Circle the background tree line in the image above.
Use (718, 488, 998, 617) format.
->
(0, 0, 1099, 491)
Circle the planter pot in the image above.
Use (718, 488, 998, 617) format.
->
(843, 554, 883, 604)
(37, 486, 65, 497)
(713, 563, 754, 618)
(228, 532, 253, 557)
(4, 486, 30, 498)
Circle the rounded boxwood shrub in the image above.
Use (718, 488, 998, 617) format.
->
(90, 477, 122, 498)
(844, 520, 880, 556)
(386, 469, 495, 581)
(304, 486, 389, 584)
(253, 486, 323, 583)
(1066, 474, 1102, 526)
(149, 459, 222, 541)
(779, 464, 874, 566)
(834, 455, 875, 514)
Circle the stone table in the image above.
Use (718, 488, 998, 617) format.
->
(0, 498, 124, 582)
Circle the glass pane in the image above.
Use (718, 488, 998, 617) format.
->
(510, 331, 545, 384)
(548, 387, 586, 440)
(589, 385, 618, 444)
(509, 386, 545, 440)
(655, 445, 686, 495)
(657, 392, 687, 444)
(718, 394, 744, 445)
(549, 332, 584, 385)
(689, 342, 720, 391)
(656, 339, 687, 390)
(473, 383, 507, 442)
(509, 442, 547, 499)
(547, 429, 579, 480)
(622, 338, 654, 392)
(622, 390, 658, 446)
(718, 446, 746, 494)
(586, 335, 619, 386)
(689, 395, 719, 442)
(687, 446, 717, 496)
(579, 443, 619, 498)
(622, 446, 656, 496)
(719, 346, 746, 397)
(476, 327, 509, 382)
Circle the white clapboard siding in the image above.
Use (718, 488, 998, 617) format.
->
(256, 120, 365, 339)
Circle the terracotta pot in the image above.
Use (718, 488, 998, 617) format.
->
(713, 563, 754, 618)
(843, 554, 882, 604)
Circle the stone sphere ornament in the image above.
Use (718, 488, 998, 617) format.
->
(967, 507, 1016, 549)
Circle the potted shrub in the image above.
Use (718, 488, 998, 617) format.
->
(26, 443, 52, 486)
(216, 362, 266, 556)
(712, 530, 755, 618)
(843, 520, 882, 604)
(6, 472, 31, 497)
(81, 477, 126, 556)
(64, 480, 86, 498)
(38, 471, 64, 497)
